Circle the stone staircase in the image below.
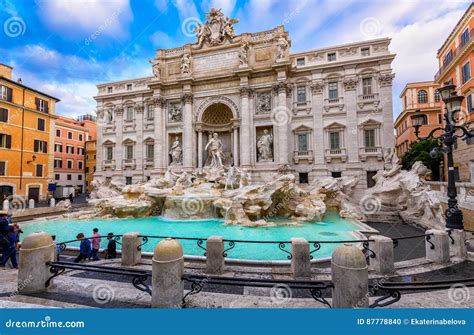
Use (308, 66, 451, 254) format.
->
(362, 203, 403, 224)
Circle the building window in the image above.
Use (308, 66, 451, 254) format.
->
(127, 84, 132, 91)
(299, 173, 309, 184)
(297, 134, 308, 151)
(461, 28, 470, 47)
(85, 167, 89, 173)
(329, 132, 340, 150)
(438, 114, 442, 124)
(77, 147, 84, 155)
(467, 94, 473, 113)
(55, 174, 60, 180)
(67, 174, 72, 180)
(78, 174, 82, 181)
(35, 98, 48, 113)
(107, 110, 113, 123)
(443, 50, 453, 67)
(417, 90, 428, 104)
(126, 176, 132, 185)
(364, 129, 376, 148)
(361, 47, 370, 56)
(367, 171, 377, 188)
(0, 161, 5, 176)
(331, 172, 342, 178)
(107, 87, 113, 93)
(0, 108, 8, 122)
(34, 140, 47, 153)
(434, 89, 440, 102)
(37, 118, 45, 131)
(126, 106, 133, 121)
(296, 86, 306, 103)
(54, 159, 62, 168)
(66, 145, 74, 154)
(36, 164, 43, 177)
(415, 114, 428, 125)
(68, 132, 72, 139)
(67, 160, 72, 169)
(362, 78, 372, 95)
(106, 147, 113, 160)
(79, 134, 83, 141)
(327, 52, 336, 61)
(462, 61, 471, 84)
(56, 129, 61, 137)
(0, 85, 13, 102)
(328, 81, 338, 99)
(146, 143, 154, 160)
(55, 144, 62, 152)
(147, 105, 154, 119)
(296, 58, 305, 66)
(125, 145, 133, 159)
(78, 161, 83, 169)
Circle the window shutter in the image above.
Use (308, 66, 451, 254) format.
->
(6, 87, 12, 102)
(44, 141, 48, 153)
(44, 101, 49, 113)
(34, 140, 38, 152)
(6, 135, 11, 149)
(35, 98, 40, 110)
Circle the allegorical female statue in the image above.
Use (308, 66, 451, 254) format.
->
(205, 132, 224, 169)
(257, 129, 273, 162)
(169, 136, 183, 165)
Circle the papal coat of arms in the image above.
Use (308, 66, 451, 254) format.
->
(194, 8, 239, 47)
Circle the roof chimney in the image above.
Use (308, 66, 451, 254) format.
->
(0, 64, 13, 80)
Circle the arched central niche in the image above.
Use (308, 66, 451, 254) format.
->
(201, 103, 233, 130)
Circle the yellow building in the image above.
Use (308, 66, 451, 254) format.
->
(0, 64, 59, 202)
(85, 139, 96, 193)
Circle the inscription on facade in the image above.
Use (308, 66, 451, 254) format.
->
(193, 51, 239, 72)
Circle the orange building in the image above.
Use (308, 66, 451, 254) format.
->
(0, 64, 59, 202)
(435, 3, 474, 182)
(54, 115, 96, 194)
(78, 114, 97, 193)
(395, 81, 443, 159)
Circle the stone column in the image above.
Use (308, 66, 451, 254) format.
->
(18, 232, 55, 293)
(311, 81, 325, 165)
(135, 104, 144, 175)
(273, 82, 290, 164)
(154, 97, 166, 171)
(114, 106, 124, 172)
(197, 126, 203, 169)
(233, 126, 239, 166)
(121, 232, 142, 266)
(448, 229, 467, 259)
(291, 238, 311, 279)
(239, 87, 251, 167)
(206, 236, 224, 274)
(331, 244, 368, 308)
(368, 235, 394, 274)
(343, 77, 359, 163)
(378, 74, 395, 150)
(152, 238, 184, 308)
(426, 229, 449, 263)
(182, 93, 193, 170)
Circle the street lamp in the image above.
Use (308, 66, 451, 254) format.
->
(410, 84, 474, 230)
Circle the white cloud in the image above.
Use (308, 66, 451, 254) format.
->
(37, 0, 133, 40)
(201, 0, 237, 16)
(173, 0, 200, 20)
(150, 31, 174, 49)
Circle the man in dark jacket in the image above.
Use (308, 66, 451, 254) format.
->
(0, 226, 18, 268)
(74, 233, 91, 263)
(105, 233, 117, 259)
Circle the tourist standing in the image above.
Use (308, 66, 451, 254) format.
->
(0, 211, 11, 265)
(74, 233, 91, 263)
(105, 233, 117, 259)
(0, 226, 18, 269)
(90, 228, 101, 261)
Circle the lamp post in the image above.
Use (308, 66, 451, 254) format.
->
(410, 84, 473, 230)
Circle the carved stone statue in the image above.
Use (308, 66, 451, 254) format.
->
(193, 8, 239, 47)
(256, 93, 271, 114)
(276, 37, 289, 60)
(148, 57, 160, 79)
(239, 41, 249, 66)
(257, 129, 273, 162)
(181, 53, 191, 75)
(205, 132, 224, 169)
(169, 136, 183, 165)
(194, 23, 206, 48)
(168, 104, 182, 122)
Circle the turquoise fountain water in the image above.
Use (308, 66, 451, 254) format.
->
(20, 212, 362, 260)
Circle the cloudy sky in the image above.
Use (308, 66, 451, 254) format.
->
(0, 0, 471, 118)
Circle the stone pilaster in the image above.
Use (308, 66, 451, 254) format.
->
(233, 125, 239, 166)
(343, 77, 359, 163)
(239, 86, 252, 167)
(135, 103, 144, 174)
(196, 123, 203, 168)
(153, 97, 166, 171)
(182, 93, 194, 169)
(311, 81, 325, 165)
(273, 82, 290, 164)
(378, 73, 395, 149)
(114, 105, 124, 173)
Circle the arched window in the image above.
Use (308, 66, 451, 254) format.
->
(434, 89, 440, 102)
(417, 90, 428, 104)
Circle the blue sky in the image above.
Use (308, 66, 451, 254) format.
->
(0, 0, 471, 118)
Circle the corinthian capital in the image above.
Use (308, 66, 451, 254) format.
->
(181, 93, 193, 104)
(310, 81, 324, 95)
(240, 86, 254, 97)
(272, 81, 290, 95)
(153, 96, 167, 107)
(378, 73, 395, 87)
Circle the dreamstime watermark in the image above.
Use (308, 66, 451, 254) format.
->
(181, 196, 204, 216)
(359, 17, 382, 38)
(353, 275, 389, 308)
(10, 275, 33, 299)
(448, 284, 470, 304)
(359, 194, 382, 215)
(5, 195, 27, 213)
(181, 17, 202, 38)
(5, 316, 85, 329)
(271, 106, 292, 127)
(262, 187, 300, 222)
(270, 283, 292, 304)
(92, 283, 115, 305)
(3, 16, 26, 37)
(84, 7, 123, 46)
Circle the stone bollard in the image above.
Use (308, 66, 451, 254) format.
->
(152, 238, 184, 308)
(121, 232, 142, 266)
(332, 244, 368, 308)
(447, 229, 467, 259)
(50, 198, 56, 207)
(425, 229, 449, 263)
(2, 199, 8, 211)
(206, 236, 224, 274)
(368, 235, 394, 275)
(18, 232, 55, 293)
(291, 238, 311, 278)
(28, 199, 34, 209)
